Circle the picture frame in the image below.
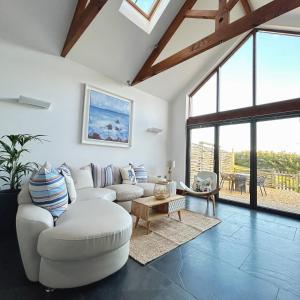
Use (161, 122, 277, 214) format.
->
(82, 85, 133, 147)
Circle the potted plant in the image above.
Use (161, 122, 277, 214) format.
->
(0, 134, 44, 237)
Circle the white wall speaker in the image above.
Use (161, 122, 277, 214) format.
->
(18, 95, 51, 109)
(147, 127, 163, 134)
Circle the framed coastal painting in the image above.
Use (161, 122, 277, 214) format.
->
(82, 85, 133, 147)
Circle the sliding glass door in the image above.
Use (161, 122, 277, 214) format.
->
(257, 117, 300, 214)
(219, 123, 250, 204)
(188, 116, 300, 216)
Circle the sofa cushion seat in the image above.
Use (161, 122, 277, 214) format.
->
(106, 184, 143, 201)
(37, 199, 132, 261)
(77, 187, 116, 202)
(136, 182, 155, 197)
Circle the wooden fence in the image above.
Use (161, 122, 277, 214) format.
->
(190, 143, 300, 193)
(190, 142, 234, 182)
(257, 170, 300, 192)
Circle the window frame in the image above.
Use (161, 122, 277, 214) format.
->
(186, 28, 300, 219)
(126, 0, 161, 20)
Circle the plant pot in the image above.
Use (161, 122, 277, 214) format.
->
(0, 189, 20, 238)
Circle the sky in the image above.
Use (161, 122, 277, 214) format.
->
(191, 31, 300, 154)
(90, 90, 130, 115)
(133, 0, 156, 14)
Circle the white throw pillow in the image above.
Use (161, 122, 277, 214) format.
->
(71, 165, 94, 190)
(120, 165, 137, 185)
(193, 176, 212, 192)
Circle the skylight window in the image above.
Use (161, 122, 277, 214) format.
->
(126, 0, 160, 19)
(120, 0, 169, 34)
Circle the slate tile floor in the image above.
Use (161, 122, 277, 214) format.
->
(1, 196, 300, 300)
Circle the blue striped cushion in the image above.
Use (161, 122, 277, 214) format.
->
(91, 164, 114, 187)
(29, 162, 68, 218)
(131, 164, 148, 183)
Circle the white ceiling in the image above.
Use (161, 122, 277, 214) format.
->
(0, 0, 299, 101)
(0, 0, 76, 55)
(67, 0, 300, 101)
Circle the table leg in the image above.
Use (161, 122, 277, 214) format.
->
(178, 210, 182, 221)
(134, 217, 140, 228)
(146, 221, 151, 234)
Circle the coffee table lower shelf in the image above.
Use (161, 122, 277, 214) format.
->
(131, 195, 185, 234)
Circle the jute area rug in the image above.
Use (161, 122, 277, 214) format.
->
(130, 210, 221, 265)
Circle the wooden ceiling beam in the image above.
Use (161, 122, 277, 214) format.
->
(185, 9, 218, 19)
(132, 0, 300, 84)
(241, 0, 252, 15)
(226, 0, 240, 11)
(131, 0, 198, 85)
(73, 0, 88, 21)
(216, 0, 229, 30)
(61, 0, 107, 57)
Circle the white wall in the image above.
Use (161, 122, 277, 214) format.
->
(168, 91, 188, 186)
(0, 39, 169, 179)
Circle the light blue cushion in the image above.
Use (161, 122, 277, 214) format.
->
(29, 162, 68, 218)
(131, 164, 148, 183)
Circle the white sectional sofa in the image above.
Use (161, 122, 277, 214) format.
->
(16, 165, 159, 289)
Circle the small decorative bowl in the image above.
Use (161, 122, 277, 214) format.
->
(154, 180, 170, 200)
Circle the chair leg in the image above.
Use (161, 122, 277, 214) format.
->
(259, 186, 263, 196)
(206, 196, 209, 214)
(263, 186, 267, 196)
(212, 195, 216, 216)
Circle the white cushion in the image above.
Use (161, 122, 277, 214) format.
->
(106, 184, 143, 201)
(71, 166, 94, 190)
(120, 166, 137, 185)
(77, 188, 116, 202)
(137, 182, 155, 197)
(37, 199, 132, 261)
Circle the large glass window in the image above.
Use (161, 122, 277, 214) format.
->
(219, 36, 253, 111)
(189, 30, 300, 115)
(187, 30, 300, 216)
(190, 73, 217, 117)
(257, 32, 300, 104)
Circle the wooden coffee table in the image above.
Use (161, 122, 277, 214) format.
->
(131, 195, 186, 234)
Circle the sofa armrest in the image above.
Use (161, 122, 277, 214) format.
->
(18, 182, 32, 204)
(16, 204, 54, 282)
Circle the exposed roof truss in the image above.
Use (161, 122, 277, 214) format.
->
(61, 0, 108, 57)
(132, 0, 300, 85)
